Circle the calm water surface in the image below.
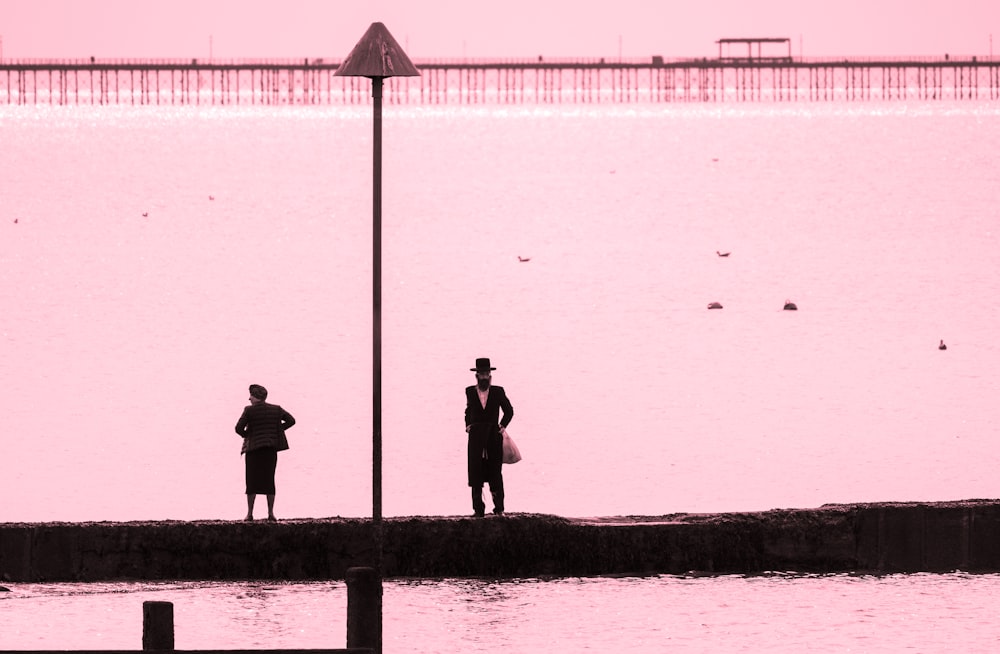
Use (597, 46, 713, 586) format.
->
(2, 574, 1000, 652)
(2, 101, 998, 523)
(2, 100, 999, 653)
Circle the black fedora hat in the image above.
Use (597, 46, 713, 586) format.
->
(471, 357, 497, 372)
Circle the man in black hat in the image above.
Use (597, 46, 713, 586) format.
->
(465, 357, 514, 516)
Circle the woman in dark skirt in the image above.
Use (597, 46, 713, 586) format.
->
(235, 384, 295, 521)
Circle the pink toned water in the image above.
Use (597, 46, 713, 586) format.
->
(2, 101, 1000, 653)
(1, 102, 998, 523)
(3, 574, 1000, 652)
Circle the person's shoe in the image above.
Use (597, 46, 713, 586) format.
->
(492, 509, 505, 516)
(267, 515, 277, 522)
(243, 516, 254, 522)
(473, 511, 485, 518)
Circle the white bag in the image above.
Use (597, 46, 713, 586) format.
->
(501, 426, 522, 464)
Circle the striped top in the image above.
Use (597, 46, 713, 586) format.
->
(235, 402, 295, 452)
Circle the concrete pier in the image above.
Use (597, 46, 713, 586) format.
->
(2, 500, 999, 582)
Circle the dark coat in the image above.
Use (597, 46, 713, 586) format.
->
(465, 385, 513, 487)
(235, 402, 295, 453)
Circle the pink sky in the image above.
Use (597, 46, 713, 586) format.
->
(1, 0, 998, 61)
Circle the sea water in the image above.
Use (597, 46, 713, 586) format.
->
(1, 101, 997, 523)
(3, 574, 1000, 652)
(2, 100, 999, 652)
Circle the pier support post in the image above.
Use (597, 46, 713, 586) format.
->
(142, 600, 174, 650)
(346, 566, 380, 651)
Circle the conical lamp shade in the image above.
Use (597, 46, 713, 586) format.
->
(335, 22, 420, 78)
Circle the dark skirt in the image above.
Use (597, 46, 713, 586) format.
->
(245, 448, 278, 495)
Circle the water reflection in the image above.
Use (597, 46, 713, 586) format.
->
(3, 574, 1000, 652)
(229, 584, 286, 646)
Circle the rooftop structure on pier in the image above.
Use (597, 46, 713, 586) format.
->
(716, 37, 793, 63)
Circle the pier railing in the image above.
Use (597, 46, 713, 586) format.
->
(1, 56, 998, 105)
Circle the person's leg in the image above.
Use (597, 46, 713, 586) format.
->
(490, 472, 505, 514)
(245, 453, 256, 520)
(471, 486, 486, 516)
(266, 494, 276, 521)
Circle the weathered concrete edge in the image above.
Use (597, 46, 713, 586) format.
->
(2, 499, 999, 582)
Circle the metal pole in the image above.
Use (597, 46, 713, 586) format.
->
(336, 24, 418, 653)
(371, 74, 384, 654)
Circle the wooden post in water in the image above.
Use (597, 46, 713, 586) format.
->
(346, 566, 380, 650)
(142, 601, 174, 650)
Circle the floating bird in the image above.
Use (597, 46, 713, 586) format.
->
(13, 218, 18, 224)
(716, 251, 730, 257)
(707, 302, 723, 310)
(939, 340, 947, 350)
(517, 256, 531, 262)
(209, 195, 215, 200)
(142, 212, 149, 217)
(783, 300, 798, 311)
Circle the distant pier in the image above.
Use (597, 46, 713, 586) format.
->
(1, 55, 998, 106)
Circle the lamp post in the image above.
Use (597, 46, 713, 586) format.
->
(335, 22, 419, 654)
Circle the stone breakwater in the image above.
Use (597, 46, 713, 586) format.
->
(2, 500, 999, 582)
